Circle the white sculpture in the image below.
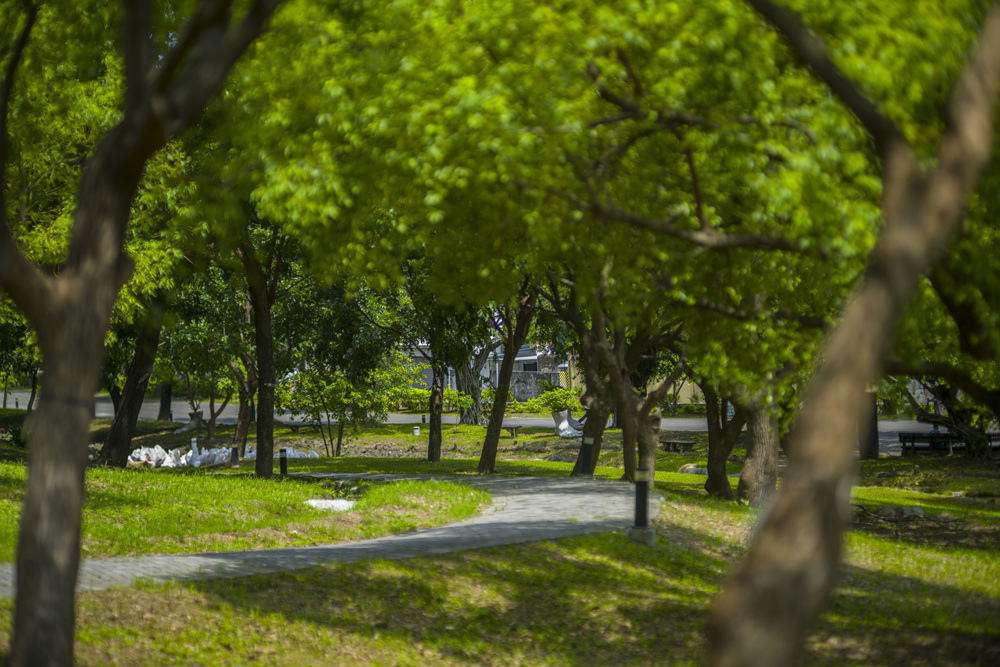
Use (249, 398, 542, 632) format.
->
(552, 409, 583, 438)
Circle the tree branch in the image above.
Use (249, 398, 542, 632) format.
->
(122, 0, 154, 110)
(746, 0, 907, 155)
(0, 2, 51, 324)
(885, 359, 1000, 412)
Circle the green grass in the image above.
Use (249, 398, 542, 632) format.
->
(0, 462, 489, 560)
(0, 472, 991, 665)
(1, 413, 998, 662)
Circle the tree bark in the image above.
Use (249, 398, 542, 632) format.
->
(455, 344, 495, 425)
(25, 368, 37, 414)
(736, 402, 780, 507)
(702, 383, 748, 500)
(478, 295, 535, 473)
(572, 402, 611, 475)
(97, 293, 166, 467)
(241, 250, 275, 479)
(156, 382, 172, 421)
(428, 365, 444, 462)
(231, 341, 258, 456)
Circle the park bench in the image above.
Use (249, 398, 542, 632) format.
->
(659, 437, 695, 453)
(501, 423, 521, 438)
(898, 432, 965, 456)
(484, 423, 522, 438)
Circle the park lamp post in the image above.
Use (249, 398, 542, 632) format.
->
(628, 467, 656, 546)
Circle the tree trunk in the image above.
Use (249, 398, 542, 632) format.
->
(619, 393, 638, 483)
(25, 368, 36, 414)
(206, 387, 232, 441)
(703, 384, 748, 500)
(428, 366, 444, 462)
(336, 422, 344, 457)
(12, 305, 104, 665)
(707, 7, 1000, 666)
(478, 300, 534, 473)
(737, 402, 780, 507)
(231, 352, 258, 456)
(108, 383, 122, 416)
(157, 382, 172, 421)
(455, 357, 487, 425)
(97, 295, 165, 467)
(478, 348, 518, 473)
(572, 402, 611, 475)
(242, 251, 275, 479)
(637, 408, 660, 480)
(3, 373, 8, 408)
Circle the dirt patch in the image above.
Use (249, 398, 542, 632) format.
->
(851, 508, 1000, 552)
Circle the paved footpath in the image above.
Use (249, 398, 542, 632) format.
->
(0, 475, 659, 598)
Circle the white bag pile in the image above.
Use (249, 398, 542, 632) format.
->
(128, 443, 318, 468)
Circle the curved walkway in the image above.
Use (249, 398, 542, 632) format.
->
(0, 474, 660, 598)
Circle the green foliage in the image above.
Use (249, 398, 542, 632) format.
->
(443, 388, 473, 412)
(396, 387, 431, 412)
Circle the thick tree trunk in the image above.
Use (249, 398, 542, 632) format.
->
(157, 382, 172, 421)
(97, 295, 165, 467)
(108, 383, 122, 416)
(619, 394, 638, 483)
(455, 357, 487, 425)
(428, 366, 444, 462)
(251, 295, 274, 479)
(737, 403, 780, 507)
(572, 402, 611, 475)
(703, 384, 748, 500)
(637, 408, 660, 480)
(707, 7, 1000, 666)
(12, 309, 103, 665)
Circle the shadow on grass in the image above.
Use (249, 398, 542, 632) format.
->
(187, 530, 723, 665)
(809, 562, 1000, 665)
(176, 511, 999, 665)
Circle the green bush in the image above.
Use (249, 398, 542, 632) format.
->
(538, 387, 580, 412)
(397, 387, 430, 411)
(679, 404, 707, 416)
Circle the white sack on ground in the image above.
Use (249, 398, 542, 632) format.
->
(243, 447, 319, 460)
(129, 444, 318, 468)
(305, 499, 356, 512)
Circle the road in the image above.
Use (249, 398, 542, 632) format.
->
(3, 389, 929, 455)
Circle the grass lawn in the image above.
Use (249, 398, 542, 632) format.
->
(0, 410, 997, 663)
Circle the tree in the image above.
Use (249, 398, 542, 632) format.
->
(0, 2, 284, 660)
(478, 282, 537, 473)
(707, 2, 1000, 665)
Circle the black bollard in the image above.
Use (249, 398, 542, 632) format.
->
(230, 447, 239, 465)
(580, 436, 594, 475)
(279, 448, 288, 476)
(634, 467, 649, 528)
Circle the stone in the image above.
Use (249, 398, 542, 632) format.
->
(627, 526, 657, 547)
(875, 505, 925, 518)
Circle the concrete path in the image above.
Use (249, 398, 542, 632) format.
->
(0, 474, 658, 598)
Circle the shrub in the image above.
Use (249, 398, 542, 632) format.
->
(539, 387, 581, 412)
(397, 387, 430, 411)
